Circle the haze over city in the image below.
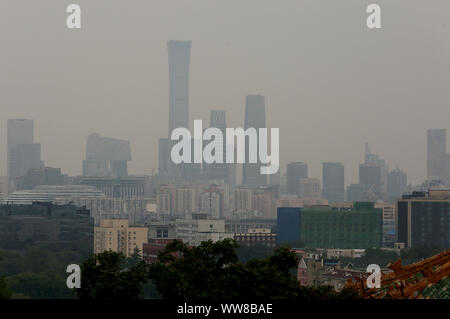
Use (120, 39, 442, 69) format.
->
(2, 0, 450, 185)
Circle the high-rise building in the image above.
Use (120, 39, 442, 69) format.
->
(397, 189, 450, 248)
(199, 185, 225, 219)
(83, 133, 131, 178)
(252, 189, 276, 219)
(347, 184, 363, 202)
(359, 163, 382, 193)
(7, 119, 34, 181)
(286, 162, 308, 196)
(17, 143, 41, 177)
(374, 202, 396, 247)
(167, 40, 192, 178)
(233, 187, 253, 213)
(175, 187, 197, 218)
(204, 110, 236, 190)
(322, 162, 345, 203)
(387, 167, 407, 202)
(427, 129, 447, 181)
(362, 143, 388, 198)
(277, 202, 382, 249)
(242, 95, 267, 187)
(298, 178, 321, 199)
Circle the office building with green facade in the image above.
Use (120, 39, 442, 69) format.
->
(277, 202, 382, 249)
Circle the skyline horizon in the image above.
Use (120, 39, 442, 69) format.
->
(2, 1, 450, 185)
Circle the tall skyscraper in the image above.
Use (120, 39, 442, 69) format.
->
(322, 162, 345, 203)
(167, 40, 192, 178)
(204, 111, 236, 190)
(359, 143, 387, 198)
(387, 167, 407, 202)
(242, 95, 267, 187)
(204, 111, 227, 180)
(286, 162, 308, 196)
(7, 119, 35, 181)
(17, 143, 41, 177)
(168, 40, 191, 135)
(427, 129, 447, 181)
(359, 163, 382, 193)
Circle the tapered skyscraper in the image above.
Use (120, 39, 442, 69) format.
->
(242, 95, 267, 187)
(168, 40, 191, 135)
(167, 40, 192, 178)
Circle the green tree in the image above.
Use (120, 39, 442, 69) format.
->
(5, 271, 72, 299)
(149, 239, 303, 300)
(75, 250, 148, 299)
(0, 276, 12, 299)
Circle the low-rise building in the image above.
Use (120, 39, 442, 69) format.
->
(175, 218, 234, 246)
(94, 219, 148, 257)
(234, 228, 277, 247)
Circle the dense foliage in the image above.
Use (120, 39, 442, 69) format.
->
(0, 243, 90, 298)
(75, 249, 149, 299)
(0, 276, 12, 299)
(148, 239, 358, 300)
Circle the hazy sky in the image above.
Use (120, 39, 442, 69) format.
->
(1, 0, 450, 185)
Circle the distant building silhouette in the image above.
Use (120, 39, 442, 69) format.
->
(242, 95, 267, 187)
(286, 162, 308, 196)
(203, 111, 236, 190)
(167, 40, 192, 178)
(7, 119, 37, 181)
(322, 162, 345, 203)
(82, 133, 131, 177)
(347, 183, 363, 202)
(427, 129, 447, 182)
(387, 167, 407, 202)
(359, 143, 387, 199)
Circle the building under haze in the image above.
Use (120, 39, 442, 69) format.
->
(203, 110, 236, 190)
(322, 162, 345, 204)
(360, 143, 388, 199)
(387, 167, 407, 202)
(158, 138, 169, 176)
(242, 95, 267, 187)
(347, 183, 363, 202)
(286, 162, 308, 196)
(7, 119, 41, 182)
(167, 40, 192, 179)
(298, 178, 321, 199)
(82, 133, 131, 178)
(427, 129, 447, 182)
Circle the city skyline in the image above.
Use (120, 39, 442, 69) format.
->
(2, 1, 450, 185)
